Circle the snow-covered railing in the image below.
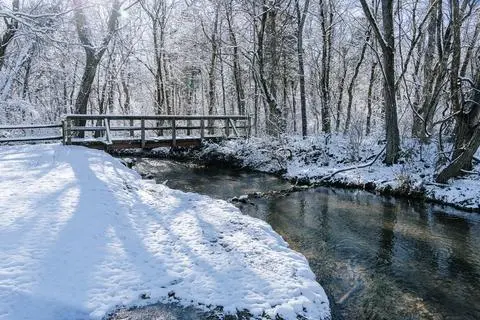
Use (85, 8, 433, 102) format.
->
(0, 114, 252, 148)
(0, 123, 63, 143)
(62, 114, 251, 148)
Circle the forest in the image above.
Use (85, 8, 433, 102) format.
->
(0, 0, 479, 182)
(1, 1, 480, 319)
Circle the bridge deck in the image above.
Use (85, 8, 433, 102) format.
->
(69, 135, 227, 150)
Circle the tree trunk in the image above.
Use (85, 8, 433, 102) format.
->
(382, 0, 400, 164)
(366, 61, 377, 136)
(319, 0, 332, 133)
(450, 0, 465, 161)
(436, 2, 480, 182)
(345, 32, 370, 133)
(335, 49, 347, 132)
(412, 0, 438, 141)
(460, 14, 480, 78)
(436, 126, 480, 183)
(360, 0, 400, 164)
(73, 0, 121, 137)
(153, 20, 166, 115)
(207, 5, 220, 134)
(226, 7, 246, 115)
(120, 70, 130, 114)
(75, 52, 101, 131)
(256, 0, 284, 137)
(436, 67, 480, 182)
(219, 44, 227, 115)
(291, 80, 298, 133)
(296, 0, 310, 137)
(0, 0, 19, 71)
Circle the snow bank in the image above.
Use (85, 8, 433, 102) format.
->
(201, 136, 480, 211)
(0, 144, 330, 320)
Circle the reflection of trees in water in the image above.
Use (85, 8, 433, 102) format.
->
(357, 203, 401, 320)
(357, 201, 480, 320)
(259, 191, 479, 320)
(429, 211, 480, 319)
(375, 203, 397, 269)
(320, 193, 330, 243)
(433, 211, 473, 276)
(360, 202, 442, 320)
(299, 195, 306, 221)
(358, 273, 441, 320)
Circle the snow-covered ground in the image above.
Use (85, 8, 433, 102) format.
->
(0, 144, 330, 320)
(199, 136, 480, 211)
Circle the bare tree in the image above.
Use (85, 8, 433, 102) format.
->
(436, 57, 480, 183)
(72, 0, 121, 135)
(344, 30, 370, 133)
(254, 0, 286, 136)
(360, 0, 400, 165)
(140, 0, 173, 116)
(319, 0, 332, 133)
(335, 47, 347, 132)
(295, 0, 310, 137)
(366, 61, 378, 136)
(204, 1, 221, 133)
(411, 0, 439, 141)
(0, 0, 19, 70)
(225, 0, 245, 115)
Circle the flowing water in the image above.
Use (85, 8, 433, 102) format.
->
(132, 159, 480, 320)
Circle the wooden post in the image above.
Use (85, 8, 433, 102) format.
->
(186, 118, 191, 136)
(200, 118, 205, 139)
(67, 118, 72, 144)
(141, 118, 145, 149)
(229, 118, 239, 137)
(172, 118, 176, 147)
(225, 118, 230, 137)
(61, 120, 66, 145)
(129, 119, 134, 137)
(247, 114, 252, 138)
(104, 118, 112, 145)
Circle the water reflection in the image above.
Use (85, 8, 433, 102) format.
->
(375, 204, 396, 269)
(249, 189, 480, 320)
(134, 159, 291, 199)
(134, 159, 480, 320)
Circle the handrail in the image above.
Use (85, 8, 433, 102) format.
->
(0, 136, 63, 143)
(0, 124, 61, 130)
(0, 123, 63, 144)
(64, 114, 249, 121)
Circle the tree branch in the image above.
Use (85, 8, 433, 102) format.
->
(319, 146, 386, 182)
(359, 0, 387, 51)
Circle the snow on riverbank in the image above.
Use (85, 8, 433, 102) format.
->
(0, 144, 330, 320)
(200, 136, 480, 211)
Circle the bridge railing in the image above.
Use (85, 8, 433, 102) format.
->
(0, 123, 63, 143)
(63, 114, 251, 147)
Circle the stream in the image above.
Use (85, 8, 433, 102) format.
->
(131, 159, 480, 320)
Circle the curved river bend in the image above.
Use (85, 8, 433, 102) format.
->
(134, 159, 480, 320)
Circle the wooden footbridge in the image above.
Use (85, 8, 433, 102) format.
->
(0, 114, 251, 150)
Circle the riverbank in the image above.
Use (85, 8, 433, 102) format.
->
(143, 135, 480, 212)
(0, 144, 330, 320)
